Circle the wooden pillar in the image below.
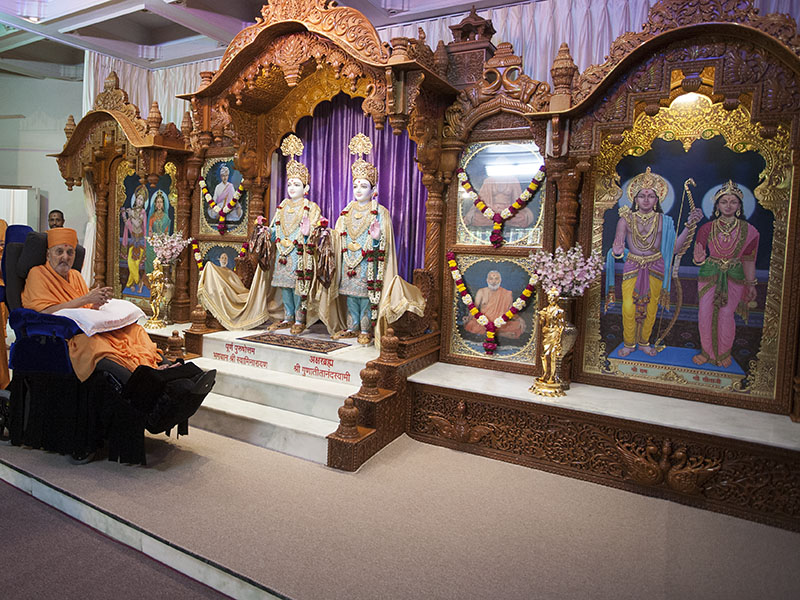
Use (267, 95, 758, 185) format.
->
(552, 164, 581, 250)
(173, 160, 195, 322)
(94, 182, 109, 288)
(422, 171, 444, 328)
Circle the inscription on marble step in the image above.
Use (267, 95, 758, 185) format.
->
(213, 342, 269, 369)
(294, 355, 352, 382)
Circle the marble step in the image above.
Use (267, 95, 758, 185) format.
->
(191, 356, 358, 422)
(191, 392, 336, 464)
(200, 330, 376, 382)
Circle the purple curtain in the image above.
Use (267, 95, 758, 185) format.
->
(275, 93, 427, 281)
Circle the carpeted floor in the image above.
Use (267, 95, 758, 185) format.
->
(1, 430, 799, 600)
(0, 479, 229, 599)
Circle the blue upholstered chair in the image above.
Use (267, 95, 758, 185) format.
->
(2, 230, 214, 464)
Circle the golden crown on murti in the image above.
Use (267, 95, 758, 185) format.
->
(281, 133, 309, 186)
(349, 133, 378, 186)
(713, 179, 744, 202)
(627, 166, 668, 205)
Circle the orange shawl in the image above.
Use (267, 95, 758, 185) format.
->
(21, 263, 161, 381)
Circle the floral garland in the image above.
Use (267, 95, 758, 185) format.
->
(199, 176, 246, 234)
(340, 195, 379, 278)
(190, 238, 249, 272)
(457, 165, 546, 249)
(446, 251, 537, 355)
(274, 195, 310, 265)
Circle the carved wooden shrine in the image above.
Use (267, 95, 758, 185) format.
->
(54, 0, 800, 531)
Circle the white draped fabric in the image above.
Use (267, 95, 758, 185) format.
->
(81, 1, 799, 123)
(82, 52, 221, 125)
(80, 171, 97, 287)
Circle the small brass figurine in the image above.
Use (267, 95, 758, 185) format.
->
(531, 287, 566, 397)
(145, 258, 166, 329)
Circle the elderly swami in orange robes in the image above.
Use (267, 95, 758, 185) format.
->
(21, 228, 161, 382)
(463, 270, 525, 339)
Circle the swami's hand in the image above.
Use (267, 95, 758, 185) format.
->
(85, 286, 113, 309)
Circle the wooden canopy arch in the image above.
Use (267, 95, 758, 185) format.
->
(53, 72, 192, 308)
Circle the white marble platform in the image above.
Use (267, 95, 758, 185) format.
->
(408, 362, 800, 452)
(192, 393, 335, 463)
(192, 356, 357, 421)
(183, 326, 374, 463)
(201, 327, 377, 379)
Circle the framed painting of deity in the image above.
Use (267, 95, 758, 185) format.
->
(442, 253, 539, 374)
(113, 160, 176, 310)
(450, 140, 546, 250)
(576, 92, 797, 413)
(199, 157, 248, 237)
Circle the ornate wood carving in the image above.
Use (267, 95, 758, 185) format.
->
(443, 42, 550, 147)
(410, 383, 800, 531)
(569, 0, 800, 122)
(221, 0, 390, 74)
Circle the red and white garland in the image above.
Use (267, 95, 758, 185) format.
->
(446, 251, 537, 355)
(457, 165, 546, 249)
(367, 234, 386, 328)
(199, 175, 246, 234)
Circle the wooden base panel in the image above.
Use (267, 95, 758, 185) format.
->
(409, 383, 800, 532)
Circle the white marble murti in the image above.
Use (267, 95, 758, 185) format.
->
(408, 362, 800, 452)
(186, 326, 374, 463)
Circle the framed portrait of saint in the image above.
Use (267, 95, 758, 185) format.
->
(443, 253, 539, 373)
(200, 157, 248, 236)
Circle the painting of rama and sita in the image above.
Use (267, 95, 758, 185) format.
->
(584, 91, 789, 409)
(54, 0, 800, 493)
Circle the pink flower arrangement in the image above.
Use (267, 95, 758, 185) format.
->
(529, 243, 602, 297)
(147, 231, 190, 264)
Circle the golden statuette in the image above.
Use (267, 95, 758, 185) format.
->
(531, 287, 567, 397)
(146, 259, 167, 329)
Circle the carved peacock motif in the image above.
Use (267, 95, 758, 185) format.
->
(429, 401, 490, 444)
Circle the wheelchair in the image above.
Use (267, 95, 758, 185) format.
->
(1, 229, 214, 465)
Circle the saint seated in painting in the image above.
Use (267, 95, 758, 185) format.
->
(605, 167, 702, 357)
(463, 270, 525, 339)
(691, 180, 759, 368)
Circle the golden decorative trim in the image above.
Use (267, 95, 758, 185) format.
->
(586, 93, 791, 400)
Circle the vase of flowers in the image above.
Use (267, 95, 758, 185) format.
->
(146, 232, 190, 324)
(529, 243, 603, 391)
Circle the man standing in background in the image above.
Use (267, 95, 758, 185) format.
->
(48, 209, 65, 228)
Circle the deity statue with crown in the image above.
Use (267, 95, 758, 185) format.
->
(267, 134, 325, 334)
(317, 133, 423, 346)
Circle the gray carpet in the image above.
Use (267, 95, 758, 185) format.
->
(0, 479, 229, 599)
(1, 431, 799, 600)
